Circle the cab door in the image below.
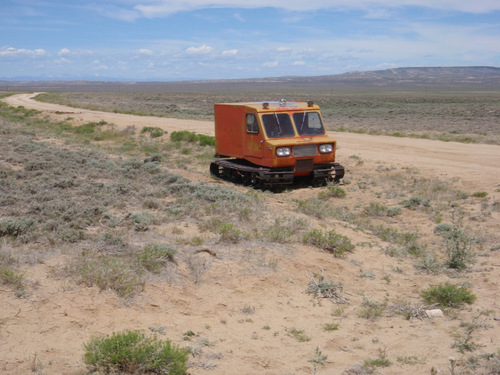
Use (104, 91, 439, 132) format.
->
(244, 113, 264, 164)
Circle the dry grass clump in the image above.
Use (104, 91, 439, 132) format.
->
(0, 251, 25, 295)
(61, 243, 178, 298)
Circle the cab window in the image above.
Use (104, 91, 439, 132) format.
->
(246, 113, 259, 134)
(293, 112, 325, 136)
(262, 113, 295, 138)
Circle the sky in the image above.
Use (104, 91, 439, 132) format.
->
(1, 0, 500, 81)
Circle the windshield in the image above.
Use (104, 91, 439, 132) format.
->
(262, 113, 295, 138)
(293, 111, 325, 136)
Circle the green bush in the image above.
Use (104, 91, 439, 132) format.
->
(0, 266, 25, 289)
(170, 130, 199, 143)
(263, 219, 294, 243)
(198, 134, 215, 146)
(73, 121, 107, 134)
(421, 283, 476, 308)
(445, 224, 475, 270)
(83, 330, 188, 374)
(137, 244, 176, 273)
(318, 184, 346, 199)
(434, 223, 454, 238)
(472, 191, 488, 198)
(141, 127, 165, 138)
(303, 229, 354, 257)
(169, 131, 215, 146)
(219, 222, 243, 243)
(0, 217, 35, 237)
(401, 196, 430, 210)
(362, 202, 401, 217)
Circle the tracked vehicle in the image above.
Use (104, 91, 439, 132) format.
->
(210, 99, 344, 188)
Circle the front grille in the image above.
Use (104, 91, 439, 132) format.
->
(293, 144, 317, 157)
(296, 159, 314, 172)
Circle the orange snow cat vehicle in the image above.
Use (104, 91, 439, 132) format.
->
(210, 99, 344, 188)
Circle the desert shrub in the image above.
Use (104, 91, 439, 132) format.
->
(263, 219, 294, 243)
(303, 229, 354, 257)
(306, 271, 349, 304)
(414, 254, 442, 274)
(287, 328, 311, 342)
(127, 212, 151, 232)
(318, 184, 346, 199)
(434, 223, 454, 238)
(169, 130, 215, 147)
(471, 191, 488, 198)
(170, 130, 198, 143)
(362, 202, 388, 217)
(444, 222, 475, 270)
(83, 330, 188, 375)
(67, 253, 144, 298)
(219, 222, 243, 243)
(358, 297, 385, 320)
(401, 196, 430, 210)
(141, 126, 165, 138)
(370, 224, 424, 256)
(137, 244, 176, 273)
(420, 283, 476, 308)
(362, 202, 400, 217)
(198, 134, 215, 146)
(0, 217, 35, 237)
(161, 175, 258, 220)
(0, 266, 25, 290)
(363, 349, 392, 372)
(295, 198, 333, 219)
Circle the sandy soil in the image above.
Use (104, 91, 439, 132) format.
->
(1, 93, 499, 375)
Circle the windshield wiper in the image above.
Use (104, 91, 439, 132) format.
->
(300, 111, 306, 130)
(274, 112, 282, 134)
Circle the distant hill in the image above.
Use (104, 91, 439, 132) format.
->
(2, 66, 499, 92)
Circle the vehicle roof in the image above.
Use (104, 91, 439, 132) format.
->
(215, 100, 320, 112)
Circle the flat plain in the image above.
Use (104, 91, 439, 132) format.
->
(1, 86, 499, 375)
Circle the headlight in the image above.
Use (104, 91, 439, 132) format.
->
(319, 144, 333, 153)
(276, 147, 291, 157)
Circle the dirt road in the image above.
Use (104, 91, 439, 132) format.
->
(3, 92, 499, 191)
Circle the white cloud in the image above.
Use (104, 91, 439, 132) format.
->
(186, 44, 214, 54)
(222, 49, 238, 56)
(233, 12, 245, 22)
(277, 47, 291, 52)
(58, 48, 71, 56)
(293, 60, 306, 65)
(86, 4, 140, 21)
(55, 57, 71, 64)
(263, 61, 279, 67)
(138, 48, 154, 55)
(0, 46, 47, 59)
(131, 0, 500, 19)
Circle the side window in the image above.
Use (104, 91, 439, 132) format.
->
(246, 113, 259, 134)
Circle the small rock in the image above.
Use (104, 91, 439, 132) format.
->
(426, 309, 444, 318)
(494, 316, 500, 321)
